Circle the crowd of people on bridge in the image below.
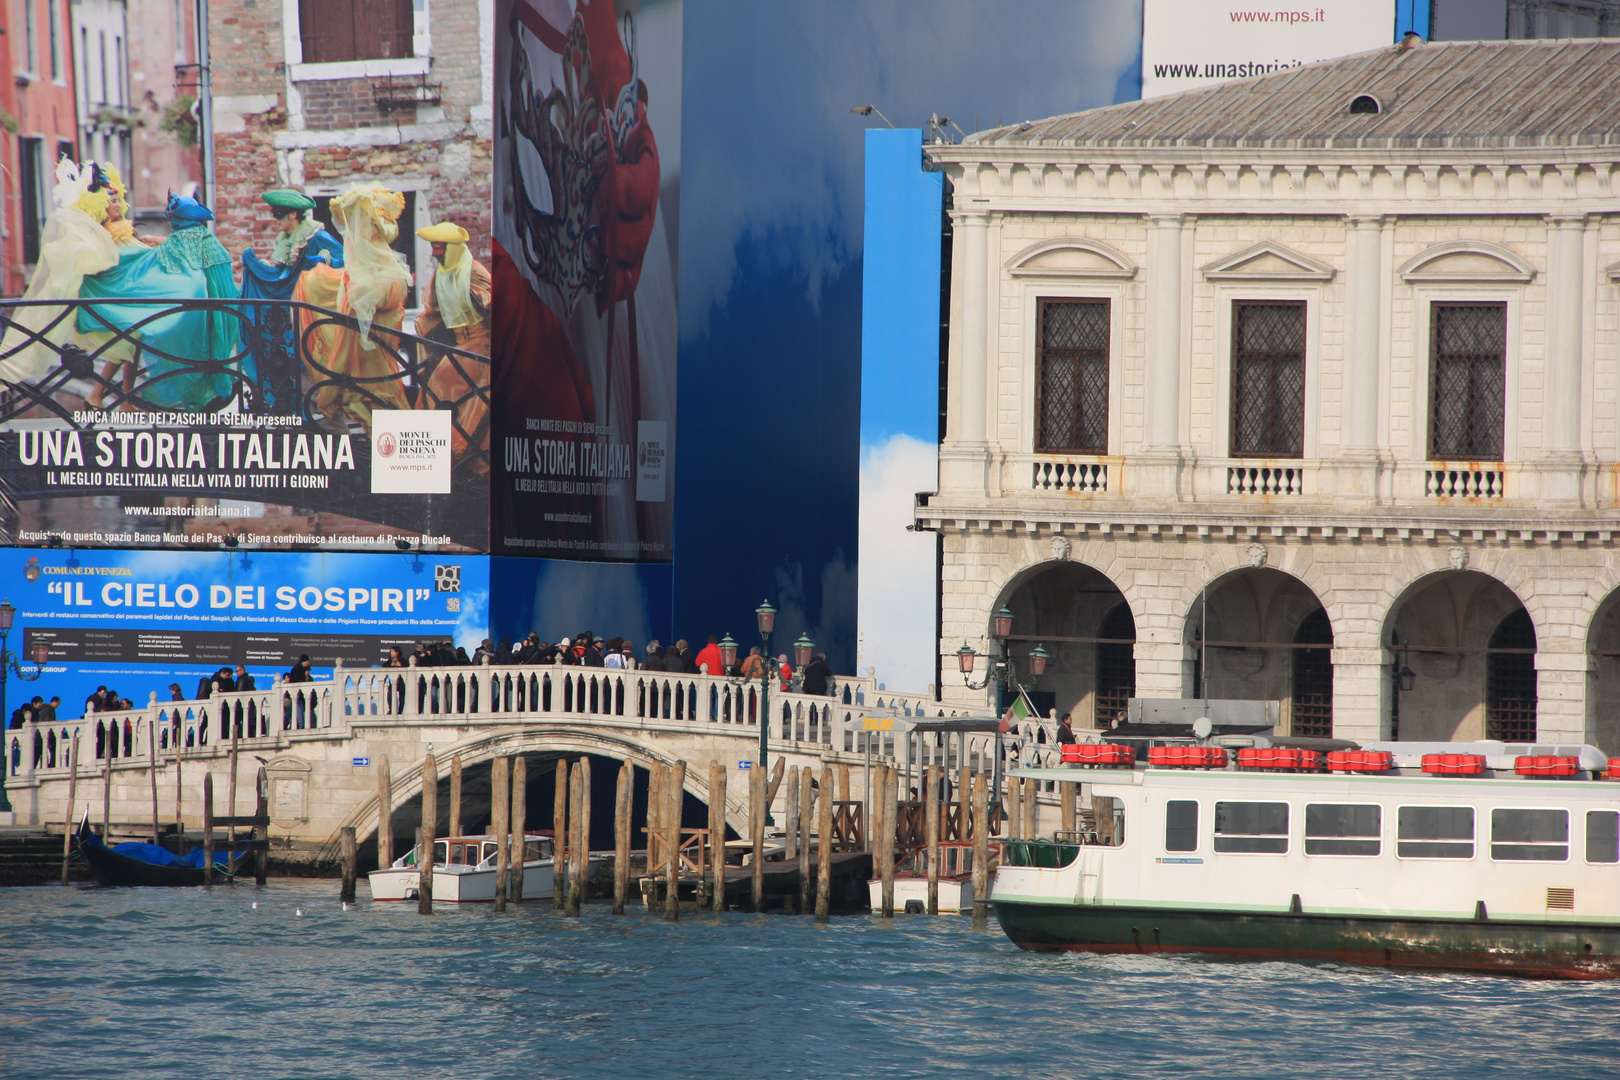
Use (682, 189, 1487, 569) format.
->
(382, 629, 837, 696)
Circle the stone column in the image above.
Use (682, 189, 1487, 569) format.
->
(1546, 215, 1584, 456)
(940, 209, 991, 496)
(1330, 645, 1388, 744)
(1146, 214, 1184, 448)
(1535, 648, 1590, 745)
(1344, 216, 1383, 453)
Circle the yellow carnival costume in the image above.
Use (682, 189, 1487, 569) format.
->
(295, 184, 413, 431)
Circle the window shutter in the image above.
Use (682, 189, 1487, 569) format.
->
(299, 0, 356, 64)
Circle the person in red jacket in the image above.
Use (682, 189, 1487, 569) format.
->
(693, 636, 725, 677)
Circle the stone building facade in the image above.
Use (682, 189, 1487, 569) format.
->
(208, 0, 492, 291)
(918, 39, 1620, 752)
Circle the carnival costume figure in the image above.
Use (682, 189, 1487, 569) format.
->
(294, 184, 412, 433)
(75, 194, 240, 410)
(239, 189, 343, 410)
(414, 220, 491, 472)
(0, 158, 124, 388)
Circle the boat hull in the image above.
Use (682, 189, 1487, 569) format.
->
(369, 857, 603, 903)
(993, 901, 1620, 980)
(867, 877, 975, 914)
(77, 838, 235, 887)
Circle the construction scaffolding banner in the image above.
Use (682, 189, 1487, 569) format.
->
(0, 171, 491, 552)
(491, 0, 678, 561)
(0, 547, 489, 718)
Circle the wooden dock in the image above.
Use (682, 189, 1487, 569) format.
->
(638, 850, 872, 913)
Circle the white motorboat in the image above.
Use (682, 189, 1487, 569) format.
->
(368, 833, 604, 903)
(868, 840, 1001, 914)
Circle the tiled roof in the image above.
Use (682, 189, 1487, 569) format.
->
(965, 38, 1620, 151)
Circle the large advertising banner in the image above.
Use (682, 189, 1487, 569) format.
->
(1142, 0, 1397, 98)
(0, 548, 488, 719)
(491, 0, 679, 561)
(0, 181, 492, 552)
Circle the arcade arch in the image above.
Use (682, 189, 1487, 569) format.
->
(1584, 589, 1620, 755)
(1183, 568, 1332, 737)
(1383, 570, 1535, 743)
(994, 561, 1134, 730)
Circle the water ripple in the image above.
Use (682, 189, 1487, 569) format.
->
(1, 882, 1616, 1079)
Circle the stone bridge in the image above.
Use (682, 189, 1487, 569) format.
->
(4, 664, 1063, 865)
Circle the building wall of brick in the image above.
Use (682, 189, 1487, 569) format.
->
(207, 0, 492, 285)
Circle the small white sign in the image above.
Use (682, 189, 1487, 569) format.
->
(370, 409, 452, 494)
(636, 420, 667, 503)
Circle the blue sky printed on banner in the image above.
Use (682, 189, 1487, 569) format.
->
(677, 0, 1143, 681)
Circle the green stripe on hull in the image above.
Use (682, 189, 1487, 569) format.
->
(993, 901, 1620, 980)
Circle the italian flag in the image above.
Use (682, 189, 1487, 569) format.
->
(998, 689, 1038, 733)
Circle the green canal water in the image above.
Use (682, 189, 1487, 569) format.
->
(1, 880, 1615, 1079)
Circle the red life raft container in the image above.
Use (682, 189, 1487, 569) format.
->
(1326, 750, 1394, 773)
(1148, 745, 1227, 769)
(1421, 753, 1486, 776)
(1609, 757, 1620, 780)
(1514, 755, 1579, 778)
(1060, 743, 1135, 767)
(1236, 747, 1322, 771)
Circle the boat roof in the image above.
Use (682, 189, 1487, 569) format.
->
(1011, 765, 1620, 798)
(910, 718, 1003, 734)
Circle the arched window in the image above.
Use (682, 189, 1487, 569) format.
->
(1291, 608, 1334, 738)
(1348, 93, 1380, 114)
(1487, 608, 1536, 742)
(1094, 604, 1136, 728)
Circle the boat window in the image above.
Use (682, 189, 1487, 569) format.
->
(1213, 801, 1288, 854)
(524, 840, 545, 861)
(1165, 800, 1198, 852)
(1397, 806, 1474, 859)
(1305, 804, 1381, 856)
(1588, 810, 1619, 864)
(433, 841, 448, 866)
(1490, 808, 1568, 862)
(483, 842, 498, 862)
(450, 843, 468, 864)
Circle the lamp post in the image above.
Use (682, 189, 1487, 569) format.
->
(754, 600, 776, 826)
(0, 599, 48, 809)
(1389, 635, 1414, 740)
(956, 608, 1052, 825)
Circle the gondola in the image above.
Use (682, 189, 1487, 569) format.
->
(73, 819, 244, 887)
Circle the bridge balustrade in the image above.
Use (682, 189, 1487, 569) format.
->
(7, 660, 1005, 800)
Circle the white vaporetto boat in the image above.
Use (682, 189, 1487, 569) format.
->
(992, 740, 1620, 979)
(368, 834, 605, 903)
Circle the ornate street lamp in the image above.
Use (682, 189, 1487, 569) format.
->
(793, 634, 814, 671)
(1028, 643, 1050, 679)
(718, 633, 739, 672)
(753, 600, 778, 825)
(992, 607, 1014, 640)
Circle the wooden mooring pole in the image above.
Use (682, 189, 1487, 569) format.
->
(253, 766, 268, 886)
(60, 735, 79, 886)
(553, 758, 568, 910)
(340, 826, 357, 903)
(1061, 778, 1077, 837)
(750, 762, 764, 912)
(710, 761, 727, 913)
(972, 772, 990, 922)
(202, 774, 214, 887)
(448, 753, 462, 840)
(815, 762, 833, 921)
(784, 766, 800, 912)
(418, 751, 437, 916)
(878, 763, 894, 919)
(798, 767, 812, 915)
(564, 761, 581, 917)
(376, 756, 393, 869)
(665, 760, 685, 920)
(926, 765, 940, 916)
(613, 761, 631, 914)
(510, 755, 527, 904)
(491, 756, 509, 914)
(575, 757, 592, 910)
(147, 722, 160, 847)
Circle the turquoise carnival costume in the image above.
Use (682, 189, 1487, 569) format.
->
(240, 189, 343, 409)
(76, 194, 239, 410)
